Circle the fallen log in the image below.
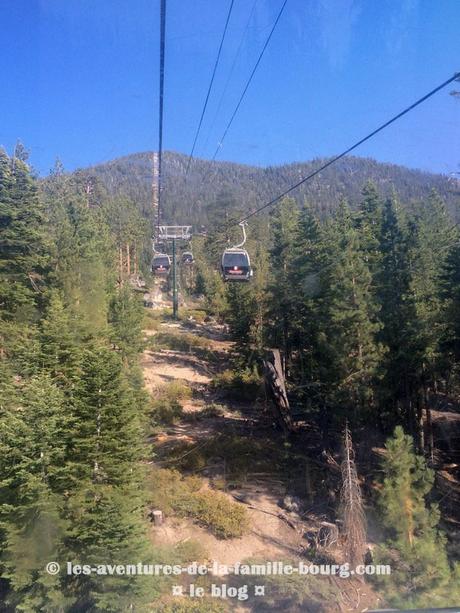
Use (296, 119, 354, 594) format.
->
(230, 493, 301, 531)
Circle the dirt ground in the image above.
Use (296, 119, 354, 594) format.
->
(142, 293, 382, 612)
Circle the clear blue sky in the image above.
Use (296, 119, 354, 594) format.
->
(1, 0, 459, 176)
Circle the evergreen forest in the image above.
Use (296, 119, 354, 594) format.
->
(1, 145, 460, 611)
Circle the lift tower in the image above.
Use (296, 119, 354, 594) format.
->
(157, 225, 192, 319)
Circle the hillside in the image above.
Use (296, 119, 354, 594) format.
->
(82, 151, 460, 226)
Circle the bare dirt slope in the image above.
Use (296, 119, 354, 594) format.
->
(142, 299, 381, 612)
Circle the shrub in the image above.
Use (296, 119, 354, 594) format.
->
(151, 396, 183, 425)
(239, 558, 338, 611)
(190, 490, 249, 539)
(152, 331, 210, 351)
(211, 367, 261, 400)
(151, 381, 192, 425)
(150, 331, 215, 360)
(147, 468, 201, 516)
(143, 315, 162, 331)
(157, 599, 227, 613)
(167, 434, 281, 486)
(148, 469, 249, 539)
(143, 308, 169, 328)
(160, 380, 192, 402)
(184, 404, 225, 421)
(181, 309, 207, 324)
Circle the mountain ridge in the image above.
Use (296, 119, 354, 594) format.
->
(70, 151, 460, 226)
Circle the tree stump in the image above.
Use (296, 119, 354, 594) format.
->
(151, 510, 163, 526)
(263, 349, 294, 433)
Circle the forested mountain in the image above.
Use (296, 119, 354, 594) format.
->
(2, 144, 460, 610)
(75, 150, 460, 227)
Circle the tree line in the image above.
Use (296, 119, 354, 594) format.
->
(0, 146, 157, 611)
(192, 182, 460, 607)
(197, 183, 460, 446)
(79, 150, 459, 229)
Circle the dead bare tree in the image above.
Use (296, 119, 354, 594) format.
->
(339, 423, 367, 567)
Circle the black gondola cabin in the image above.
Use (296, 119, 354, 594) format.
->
(152, 254, 171, 275)
(221, 248, 252, 282)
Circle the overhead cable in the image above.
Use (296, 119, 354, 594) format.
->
(209, 0, 288, 163)
(238, 71, 460, 224)
(157, 0, 167, 233)
(185, 0, 235, 175)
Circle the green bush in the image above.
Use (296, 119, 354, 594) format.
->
(211, 367, 261, 400)
(184, 403, 225, 422)
(166, 434, 281, 486)
(151, 397, 183, 425)
(239, 558, 338, 611)
(143, 308, 170, 329)
(161, 380, 192, 401)
(151, 331, 211, 351)
(147, 468, 201, 516)
(151, 381, 192, 425)
(143, 315, 162, 331)
(148, 468, 249, 539)
(181, 309, 208, 324)
(190, 490, 249, 539)
(157, 600, 227, 613)
(150, 331, 216, 361)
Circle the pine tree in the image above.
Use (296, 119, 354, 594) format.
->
(0, 375, 72, 611)
(65, 485, 157, 612)
(266, 198, 301, 370)
(440, 208, 460, 390)
(317, 202, 381, 416)
(67, 346, 143, 487)
(7, 155, 50, 315)
(225, 282, 258, 356)
(0, 147, 158, 610)
(64, 346, 156, 610)
(355, 181, 383, 279)
(44, 173, 114, 336)
(0, 149, 50, 326)
(108, 286, 144, 361)
(375, 197, 420, 429)
(407, 193, 456, 449)
(39, 291, 82, 389)
(287, 204, 323, 396)
(339, 424, 367, 566)
(374, 426, 459, 608)
(102, 197, 148, 279)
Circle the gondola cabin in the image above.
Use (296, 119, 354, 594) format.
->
(151, 254, 171, 275)
(221, 248, 252, 282)
(181, 251, 194, 265)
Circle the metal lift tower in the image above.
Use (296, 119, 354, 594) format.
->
(157, 225, 192, 319)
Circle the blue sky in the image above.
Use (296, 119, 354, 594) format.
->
(1, 0, 459, 176)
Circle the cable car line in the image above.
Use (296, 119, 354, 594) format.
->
(208, 0, 288, 164)
(185, 0, 235, 176)
(237, 71, 460, 225)
(201, 0, 259, 155)
(156, 0, 167, 235)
